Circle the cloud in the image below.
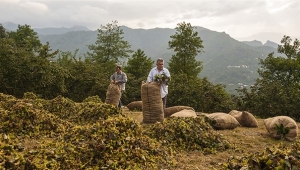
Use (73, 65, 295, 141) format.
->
(19, 1, 49, 13)
(0, 0, 299, 43)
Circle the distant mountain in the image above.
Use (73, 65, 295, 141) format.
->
(236, 32, 285, 44)
(242, 40, 278, 49)
(34, 26, 91, 35)
(1, 22, 91, 35)
(2, 22, 18, 31)
(264, 40, 278, 49)
(237, 32, 300, 45)
(242, 40, 263, 46)
(3, 23, 282, 94)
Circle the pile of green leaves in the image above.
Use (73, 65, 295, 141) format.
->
(144, 116, 231, 154)
(0, 93, 176, 169)
(223, 141, 300, 169)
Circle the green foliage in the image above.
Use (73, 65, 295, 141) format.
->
(87, 20, 133, 65)
(275, 123, 290, 139)
(145, 117, 231, 153)
(236, 36, 300, 121)
(42, 95, 77, 120)
(22, 92, 39, 100)
(82, 95, 102, 103)
(123, 49, 154, 79)
(121, 76, 144, 104)
(166, 22, 235, 112)
(74, 102, 121, 124)
(0, 94, 176, 169)
(122, 49, 154, 104)
(154, 72, 170, 85)
(168, 22, 204, 78)
(56, 50, 108, 102)
(0, 25, 70, 99)
(8, 24, 42, 54)
(0, 100, 71, 136)
(168, 72, 235, 112)
(223, 142, 300, 169)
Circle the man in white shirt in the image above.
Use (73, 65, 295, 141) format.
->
(147, 58, 171, 109)
(110, 65, 127, 109)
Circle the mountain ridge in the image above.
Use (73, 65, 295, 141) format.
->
(2, 22, 282, 94)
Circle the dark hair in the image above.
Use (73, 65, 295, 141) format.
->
(116, 65, 122, 70)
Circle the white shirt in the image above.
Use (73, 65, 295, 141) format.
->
(147, 67, 171, 98)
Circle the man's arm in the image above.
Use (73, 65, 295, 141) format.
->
(110, 73, 115, 83)
(147, 69, 153, 82)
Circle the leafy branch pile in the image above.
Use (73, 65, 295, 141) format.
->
(0, 93, 176, 169)
(144, 116, 231, 154)
(223, 141, 300, 169)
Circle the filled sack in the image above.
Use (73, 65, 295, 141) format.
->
(127, 101, 142, 111)
(141, 82, 164, 123)
(164, 106, 195, 117)
(229, 110, 258, 127)
(264, 116, 298, 141)
(170, 109, 197, 118)
(206, 112, 240, 130)
(105, 84, 121, 107)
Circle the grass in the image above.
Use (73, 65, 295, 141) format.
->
(123, 108, 300, 170)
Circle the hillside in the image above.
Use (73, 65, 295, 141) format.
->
(4, 23, 282, 94)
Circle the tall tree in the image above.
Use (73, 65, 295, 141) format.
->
(0, 24, 69, 98)
(236, 36, 300, 120)
(168, 22, 204, 78)
(87, 20, 133, 71)
(56, 50, 108, 102)
(124, 49, 154, 79)
(8, 24, 42, 53)
(123, 49, 154, 103)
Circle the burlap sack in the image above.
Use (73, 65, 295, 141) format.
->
(141, 81, 164, 123)
(228, 110, 242, 122)
(127, 101, 142, 111)
(164, 106, 195, 117)
(105, 84, 121, 107)
(264, 116, 298, 141)
(229, 110, 258, 127)
(170, 109, 197, 118)
(206, 112, 240, 130)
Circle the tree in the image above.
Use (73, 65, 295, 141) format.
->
(168, 72, 235, 112)
(0, 24, 69, 99)
(55, 50, 108, 102)
(236, 36, 300, 120)
(8, 24, 42, 54)
(87, 20, 133, 71)
(123, 49, 154, 103)
(124, 49, 154, 79)
(166, 22, 235, 112)
(168, 22, 204, 78)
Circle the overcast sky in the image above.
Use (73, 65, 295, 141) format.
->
(1, 0, 299, 43)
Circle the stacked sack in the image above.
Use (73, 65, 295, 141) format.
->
(141, 81, 164, 123)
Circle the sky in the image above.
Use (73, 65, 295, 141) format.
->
(1, 0, 299, 44)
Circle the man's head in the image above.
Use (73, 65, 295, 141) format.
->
(116, 65, 122, 73)
(156, 58, 164, 71)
